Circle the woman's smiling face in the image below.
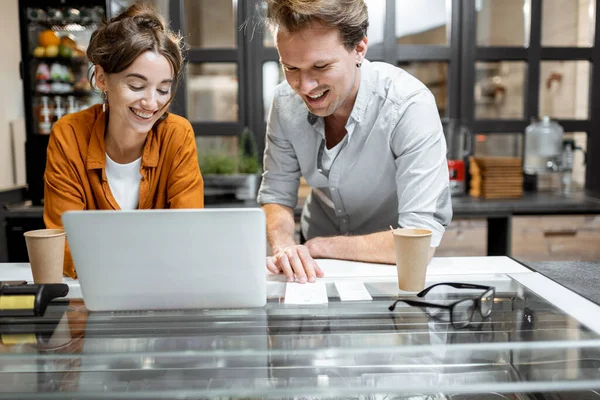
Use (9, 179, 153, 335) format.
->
(95, 51, 174, 135)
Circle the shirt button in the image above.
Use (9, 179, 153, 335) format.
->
(331, 188, 336, 191)
(337, 209, 342, 213)
(318, 168, 323, 173)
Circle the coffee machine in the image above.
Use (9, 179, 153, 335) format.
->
(444, 120, 471, 196)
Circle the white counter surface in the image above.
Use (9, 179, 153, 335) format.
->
(2, 256, 599, 334)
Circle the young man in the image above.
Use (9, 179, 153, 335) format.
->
(258, 0, 452, 283)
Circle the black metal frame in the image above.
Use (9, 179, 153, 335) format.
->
(385, 0, 462, 121)
(19, 0, 600, 203)
(388, 283, 495, 329)
(18, 0, 109, 205)
(169, 0, 245, 138)
(460, 0, 600, 191)
(18, 0, 109, 140)
(133, 0, 600, 192)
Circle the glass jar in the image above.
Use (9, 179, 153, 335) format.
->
(524, 116, 564, 174)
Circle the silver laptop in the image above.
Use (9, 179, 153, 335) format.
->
(62, 209, 267, 311)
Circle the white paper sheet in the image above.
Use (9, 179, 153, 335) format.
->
(284, 281, 328, 304)
(334, 281, 372, 301)
(311, 256, 530, 278)
(0, 263, 33, 281)
(0, 263, 81, 298)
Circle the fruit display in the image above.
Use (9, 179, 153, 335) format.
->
(38, 30, 60, 47)
(33, 30, 85, 59)
(25, 5, 105, 137)
(35, 63, 50, 81)
(73, 77, 92, 93)
(35, 62, 75, 94)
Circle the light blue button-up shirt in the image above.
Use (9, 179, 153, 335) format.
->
(257, 59, 452, 246)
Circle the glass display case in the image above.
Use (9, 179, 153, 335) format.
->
(1, 274, 599, 398)
(18, 0, 107, 206)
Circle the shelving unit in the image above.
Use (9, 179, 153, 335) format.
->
(18, 0, 107, 205)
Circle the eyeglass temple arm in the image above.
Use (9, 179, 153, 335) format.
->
(389, 299, 454, 311)
(417, 282, 493, 297)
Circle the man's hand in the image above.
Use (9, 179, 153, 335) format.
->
(266, 245, 324, 283)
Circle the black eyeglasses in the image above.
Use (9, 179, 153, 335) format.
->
(388, 283, 496, 328)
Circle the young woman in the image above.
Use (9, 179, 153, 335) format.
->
(44, 3, 203, 278)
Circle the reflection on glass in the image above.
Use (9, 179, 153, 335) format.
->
(475, 61, 526, 119)
(477, 0, 529, 46)
(187, 63, 238, 122)
(262, 62, 286, 121)
(474, 133, 523, 157)
(542, 0, 595, 47)
(539, 61, 589, 120)
(396, 0, 450, 45)
(185, 0, 236, 48)
(4, 283, 600, 397)
(399, 61, 448, 116)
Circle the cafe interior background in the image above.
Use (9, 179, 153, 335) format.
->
(0, 0, 599, 264)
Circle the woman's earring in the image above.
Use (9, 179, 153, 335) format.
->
(101, 91, 107, 112)
(356, 61, 362, 68)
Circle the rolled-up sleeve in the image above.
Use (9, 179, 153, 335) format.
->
(257, 97, 301, 208)
(390, 90, 452, 247)
(167, 124, 204, 209)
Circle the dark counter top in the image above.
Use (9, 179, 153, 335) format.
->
(2, 195, 261, 218)
(522, 260, 600, 306)
(452, 190, 600, 217)
(288, 191, 600, 220)
(4, 191, 600, 219)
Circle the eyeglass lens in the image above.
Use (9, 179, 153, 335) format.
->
(452, 299, 476, 328)
(426, 305, 451, 322)
(480, 288, 495, 317)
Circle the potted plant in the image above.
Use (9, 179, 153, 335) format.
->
(199, 127, 262, 200)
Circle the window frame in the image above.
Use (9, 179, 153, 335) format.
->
(170, 0, 246, 137)
(165, 0, 600, 192)
(461, 0, 600, 191)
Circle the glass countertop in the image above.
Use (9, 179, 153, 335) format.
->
(1, 274, 600, 399)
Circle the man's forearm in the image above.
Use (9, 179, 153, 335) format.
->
(262, 203, 297, 251)
(306, 231, 436, 264)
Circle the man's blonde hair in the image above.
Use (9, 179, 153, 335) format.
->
(265, 0, 368, 50)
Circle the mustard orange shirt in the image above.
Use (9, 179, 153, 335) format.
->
(44, 104, 204, 278)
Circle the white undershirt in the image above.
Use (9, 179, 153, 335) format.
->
(321, 139, 345, 174)
(105, 153, 142, 210)
(320, 119, 355, 174)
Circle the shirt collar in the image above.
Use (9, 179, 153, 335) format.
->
(306, 58, 373, 130)
(86, 104, 160, 171)
(348, 58, 372, 124)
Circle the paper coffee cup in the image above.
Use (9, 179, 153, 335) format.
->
(392, 228, 432, 292)
(23, 229, 66, 284)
